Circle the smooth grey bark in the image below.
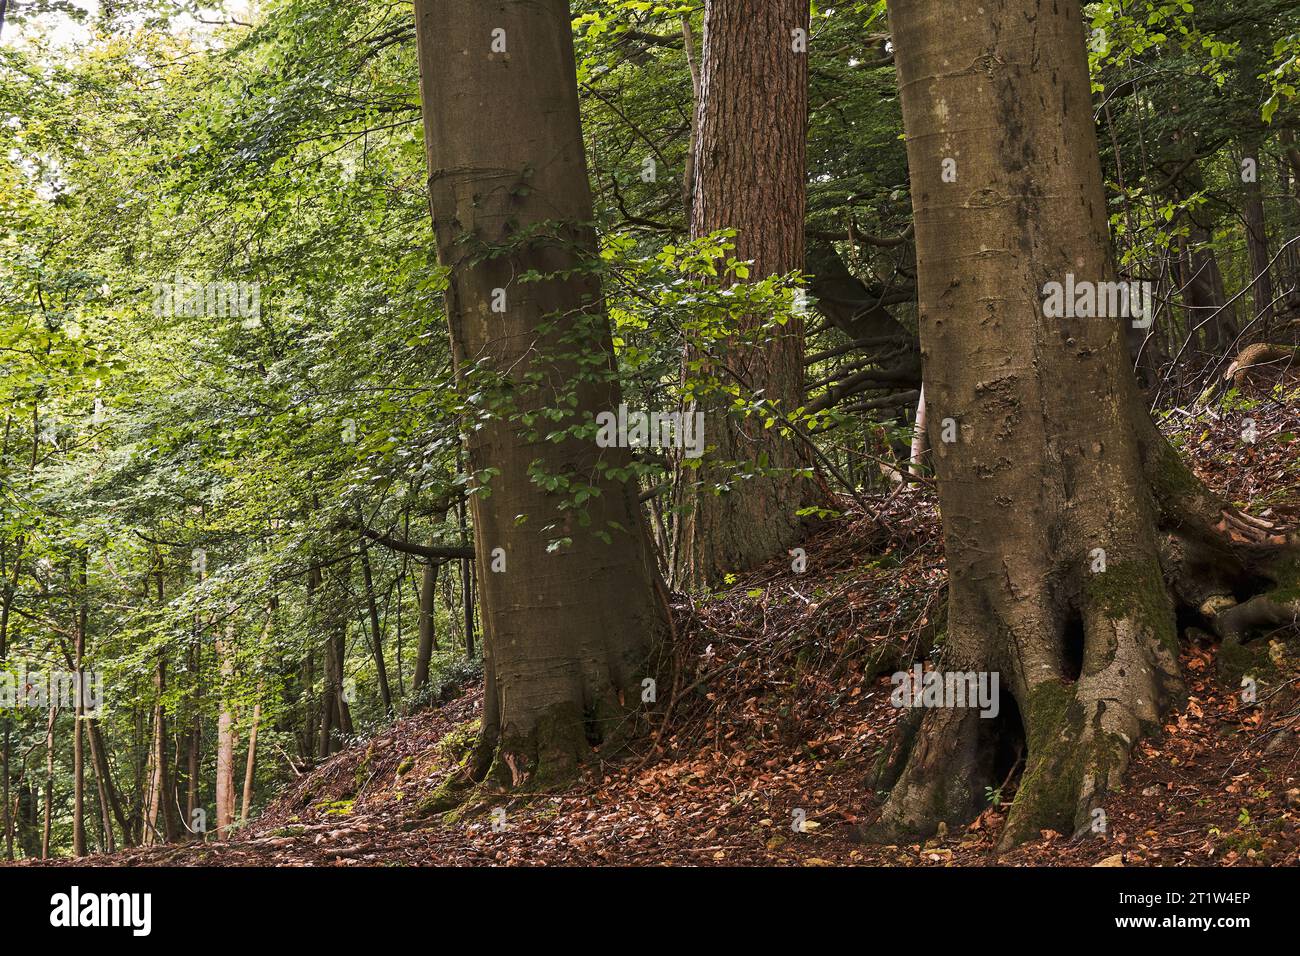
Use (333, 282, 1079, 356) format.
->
(411, 557, 439, 695)
(415, 0, 667, 787)
(868, 0, 1285, 851)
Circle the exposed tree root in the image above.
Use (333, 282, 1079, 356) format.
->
(863, 425, 1300, 852)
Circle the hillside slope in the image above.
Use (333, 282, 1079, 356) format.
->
(22, 392, 1300, 867)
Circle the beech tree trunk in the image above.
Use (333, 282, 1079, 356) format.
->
(359, 540, 393, 714)
(1179, 222, 1234, 352)
(681, 0, 815, 588)
(72, 559, 87, 858)
(240, 693, 262, 826)
(0, 567, 14, 862)
(145, 556, 179, 844)
(415, 0, 667, 788)
(1242, 146, 1275, 332)
(412, 557, 439, 694)
(871, 0, 1300, 850)
(215, 624, 236, 834)
(41, 706, 54, 859)
(85, 716, 128, 848)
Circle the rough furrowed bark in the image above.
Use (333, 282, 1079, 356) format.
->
(415, 0, 668, 797)
(681, 0, 819, 588)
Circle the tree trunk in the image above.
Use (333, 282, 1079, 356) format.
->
(908, 385, 928, 478)
(0, 578, 13, 861)
(41, 706, 54, 859)
(871, 0, 1300, 851)
(89, 728, 115, 853)
(1242, 146, 1275, 333)
(412, 558, 439, 694)
(1179, 222, 1234, 352)
(318, 608, 348, 757)
(185, 712, 200, 836)
(145, 555, 179, 844)
(215, 624, 236, 834)
(359, 540, 393, 714)
(143, 662, 166, 844)
(16, 783, 39, 858)
(240, 694, 262, 826)
(681, 0, 815, 587)
(302, 566, 320, 760)
(85, 717, 128, 848)
(415, 0, 668, 788)
(72, 559, 87, 858)
(457, 487, 475, 660)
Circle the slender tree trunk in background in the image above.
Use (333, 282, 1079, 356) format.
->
(302, 565, 321, 759)
(72, 559, 87, 858)
(145, 555, 178, 843)
(462, 558, 474, 660)
(41, 706, 54, 859)
(238, 610, 272, 822)
(1277, 147, 1300, 306)
(16, 783, 38, 858)
(1179, 220, 1234, 353)
(907, 385, 928, 477)
(681, 0, 815, 588)
(359, 540, 393, 713)
(0, 412, 23, 861)
(170, 729, 186, 834)
(55, 617, 131, 850)
(215, 624, 236, 833)
(318, 625, 337, 758)
(332, 600, 353, 738)
(308, 563, 337, 759)
(871, 0, 1296, 850)
(1242, 146, 1275, 332)
(456, 487, 474, 660)
(302, 644, 317, 759)
(412, 557, 440, 694)
(182, 643, 201, 837)
(185, 724, 199, 836)
(144, 660, 167, 844)
(415, 0, 667, 787)
(0, 568, 13, 861)
(85, 717, 128, 848)
(90, 737, 114, 853)
(240, 693, 262, 825)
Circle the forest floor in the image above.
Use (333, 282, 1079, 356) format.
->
(24, 381, 1300, 867)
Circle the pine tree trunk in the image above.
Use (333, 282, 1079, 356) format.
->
(681, 0, 814, 587)
(415, 0, 667, 788)
(871, 0, 1300, 850)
